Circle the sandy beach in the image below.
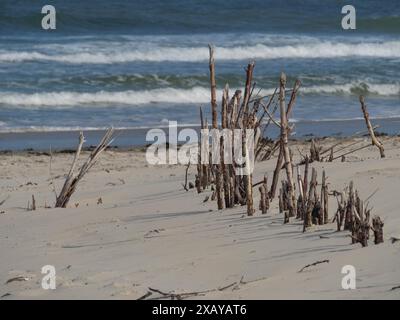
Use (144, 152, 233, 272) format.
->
(1, 136, 399, 300)
(1, 0, 400, 307)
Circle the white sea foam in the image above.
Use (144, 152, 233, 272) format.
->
(1, 41, 400, 63)
(0, 126, 109, 133)
(0, 123, 201, 133)
(0, 87, 212, 106)
(3, 116, 400, 134)
(301, 83, 400, 96)
(0, 82, 398, 107)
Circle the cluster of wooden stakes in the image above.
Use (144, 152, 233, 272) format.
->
(19, 44, 386, 249)
(190, 44, 385, 247)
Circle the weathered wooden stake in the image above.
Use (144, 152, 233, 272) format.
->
(321, 170, 329, 224)
(270, 144, 283, 199)
(221, 84, 232, 208)
(335, 192, 346, 231)
(303, 156, 309, 201)
(304, 167, 317, 231)
(279, 188, 284, 214)
(279, 73, 296, 217)
(208, 44, 223, 210)
(329, 148, 334, 162)
(360, 95, 385, 158)
(269, 80, 300, 200)
(197, 107, 204, 192)
(372, 216, 384, 244)
(31, 194, 36, 211)
(345, 181, 354, 231)
(259, 185, 267, 214)
(195, 175, 201, 193)
(242, 62, 255, 216)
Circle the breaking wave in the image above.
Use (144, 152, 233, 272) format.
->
(0, 82, 398, 107)
(1, 41, 400, 64)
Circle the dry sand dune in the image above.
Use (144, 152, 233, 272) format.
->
(1, 136, 400, 299)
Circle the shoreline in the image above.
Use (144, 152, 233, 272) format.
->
(1, 117, 399, 152)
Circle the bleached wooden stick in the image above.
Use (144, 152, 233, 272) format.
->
(55, 128, 114, 208)
(279, 73, 296, 217)
(208, 44, 223, 210)
(360, 95, 385, 158)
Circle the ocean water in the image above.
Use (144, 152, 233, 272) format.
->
(0, 0, 399, 141)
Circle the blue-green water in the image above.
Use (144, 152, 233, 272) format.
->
(0, 0, 399, 136)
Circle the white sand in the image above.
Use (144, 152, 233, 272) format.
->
(1, 136, 400, 299)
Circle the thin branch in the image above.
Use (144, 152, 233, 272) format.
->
(298, 259, 330, 273)
(49, 146, 58, 200)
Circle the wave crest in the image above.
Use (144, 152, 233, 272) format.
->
(1, 41, 400, 64)
(0, 82, 398, 108)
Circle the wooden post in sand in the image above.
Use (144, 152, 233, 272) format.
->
(303, 156, 309, 202)
(199, 107, 210, 190)
(221, 84, 232, 208)
(259, 175, 268, 214)
(279, 73, 296, 217)
(310, 139, 321, 162)
(229, 90, 241, 207)
(280, 189, 289, 224)
(208, 44, 223, 210)
(279, 188, 283, 214)
(296, 166, 304, 200)
(329, 148, 334, 162)
(320, 170, 329, 224)
(270, 144, 284, 199)
(197, 107, 204, 193)
(269, 80, 301, 200)
(264, 176, 270, 212)
(372, 216, 384, 244)
(195, 175, 201, 193)
(303, 167, 317, 231)
(359, 219, 369, 247)
(259, 185, 267, 215)
(242, 62, 255, 216)
(296, 165, 305, 219)
(335, 192, 346, 231)
(345, 181, 355, 231)
(31, 195, 36, 211)
(284, 211, 289, 224)
(360, 95, 385, 158)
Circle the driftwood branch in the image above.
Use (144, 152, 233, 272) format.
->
(55, 128, 115, 208)
(139, 274, 269, 300)
(243, 62, 255, 216)
(49, 147, 58, 200)
(331, 143, 371, 161)
(360, 95, 385, 158)
(298, 259, 329, 273)
(279, 73, 296, 217)
(0, 195, 10, 207)
(182, 161, 190, 191)
(208, 44, 223, 210)
(269, 79, 300, 200)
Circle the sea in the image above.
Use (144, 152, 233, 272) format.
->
(0, 0, 399, 150)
